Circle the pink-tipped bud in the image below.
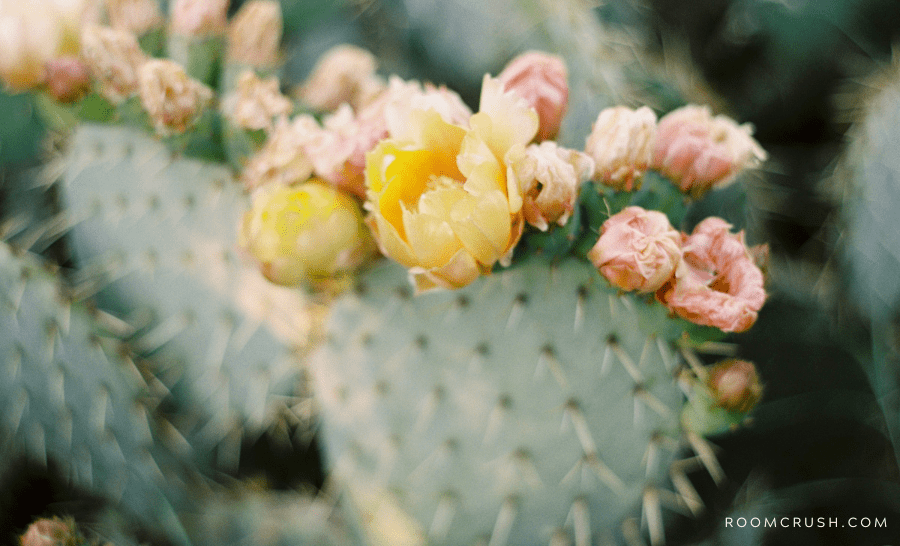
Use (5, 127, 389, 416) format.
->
(498, 51, 568, 142)
(657, 217, 766, 333)
(507, 141, 594, 231)
(588, 206, 682, 293)
(44, 55, 90, 103)
(585, 106, 657, 191)
(81, 24, 147, 103)
(169, 0, 228, 37)
(137, 58, 213, 135)
(707, 359, 763, 413)
(226, 0, 282, 67)
(298, 44, 384, 112)
(652, 104, 767, 197)
(106, 0, 163, 35)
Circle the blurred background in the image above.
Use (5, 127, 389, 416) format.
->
(4, 0, 900, 544)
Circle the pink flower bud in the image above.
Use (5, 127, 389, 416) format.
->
(138, 58, 213, 135)
(498, 51, 568, 142)
(226, 0, 282, 67)
(19, 517, 79, 546)
(44, 55, 90, 102)
(657, 217, 766, 333)
(81, 24, 147, 103)
(588, 206, 682, 292)
(169, 0, 228, 37)
(652, 105, 767, 197)
(507, 141, 594, 231)
(106, 0, 163, 35)
(222, 71, 292, 132)
(585, 106, 657, 191)
(707, 359, 763, 413)
(298, 44, 384, 112)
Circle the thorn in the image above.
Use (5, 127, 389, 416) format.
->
(600, 344, 613, 376)
(621, 517, 644, 546)
(91, 385, 110, 436)
(687, 432, 725, 484)
(642, 488, 665, 546)
(506, 293, 527, 331)
(134, 312, 192, 353)
(564, 400, 597, 455)
(75, 444, 93, 488)
(429, 491, 458, 541)
(483, 394, 512, 446)
(488, 497, 518, 546)
(608, 294, 617, 319)
(538, 346, 569, 390)
(574, 287, 586, 334)
(570, 497, 590, 546)
(584, 454, 626, 495)
(633, 386, 673, 419)
(414, 386, 444, 433)
(656, 337, 674, 372)
(609, 340, 644, 383)
(409, 439, 456, 484)
(58, 408, 73, 454)
(669, 459, 704, 516)
(678, 345, 707, 381)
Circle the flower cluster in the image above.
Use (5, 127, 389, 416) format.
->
(590, 207, 767, 332)
(585, 104, 767, 197)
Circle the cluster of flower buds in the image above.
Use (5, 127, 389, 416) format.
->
(589, 207, 767, 332)
(584, 104, 767, 197)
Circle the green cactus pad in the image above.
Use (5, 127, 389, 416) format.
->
(60, 124, 311, 458)
(310, 256, 690, 545)
(0, 241, 189, 545)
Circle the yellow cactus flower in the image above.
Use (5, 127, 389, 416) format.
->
(239, 180, 374, 287)
(365, 75, 539, 292)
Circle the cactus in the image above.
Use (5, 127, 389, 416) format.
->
(0, 240, 188, 545)
(309, 255, 712, 545)
(58, 123, 313, 464)
(836, 63, 900, 469)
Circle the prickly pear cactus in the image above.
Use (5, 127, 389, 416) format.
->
(0, 240, 188, 544)
(310, 255, 692, 545)
(838, 65, 900, 467)
(59, 124, 312, 460)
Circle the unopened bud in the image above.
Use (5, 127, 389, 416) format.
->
(169, 0, 228, 37)
(81, 24, 147, 103)
(588, 206, 682, 293)
(106, 0, 163, 36)
(507, 141, 594, 231)
(585, 106, 657, 191)
(239, 180, 375, 286)
(298, 44, 383, 112)
(498, 51, 568, 142)
(707, 359, 763, 413)
(44, 55, 91, 102)
(137, 58, 213, 135)
(226, 0, 281, 67)
(652, 104, 766, 197)
(222, 71, 292, 132)
(19, 517, 81, 546)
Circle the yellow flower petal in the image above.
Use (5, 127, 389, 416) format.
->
(449, 189, 511, 265)
(476, 75, 539, 156)
(402, 205, 461, 269)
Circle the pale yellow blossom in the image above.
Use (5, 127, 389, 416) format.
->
(226, 0, 282, 66)
(239, 180, 374, 286)
(137, 58, 213, 135)
(223, 71, 292, 131)
(365, 75, 538, 291)
(81, 24, 147, 102)
(585, 106, 657, 191)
